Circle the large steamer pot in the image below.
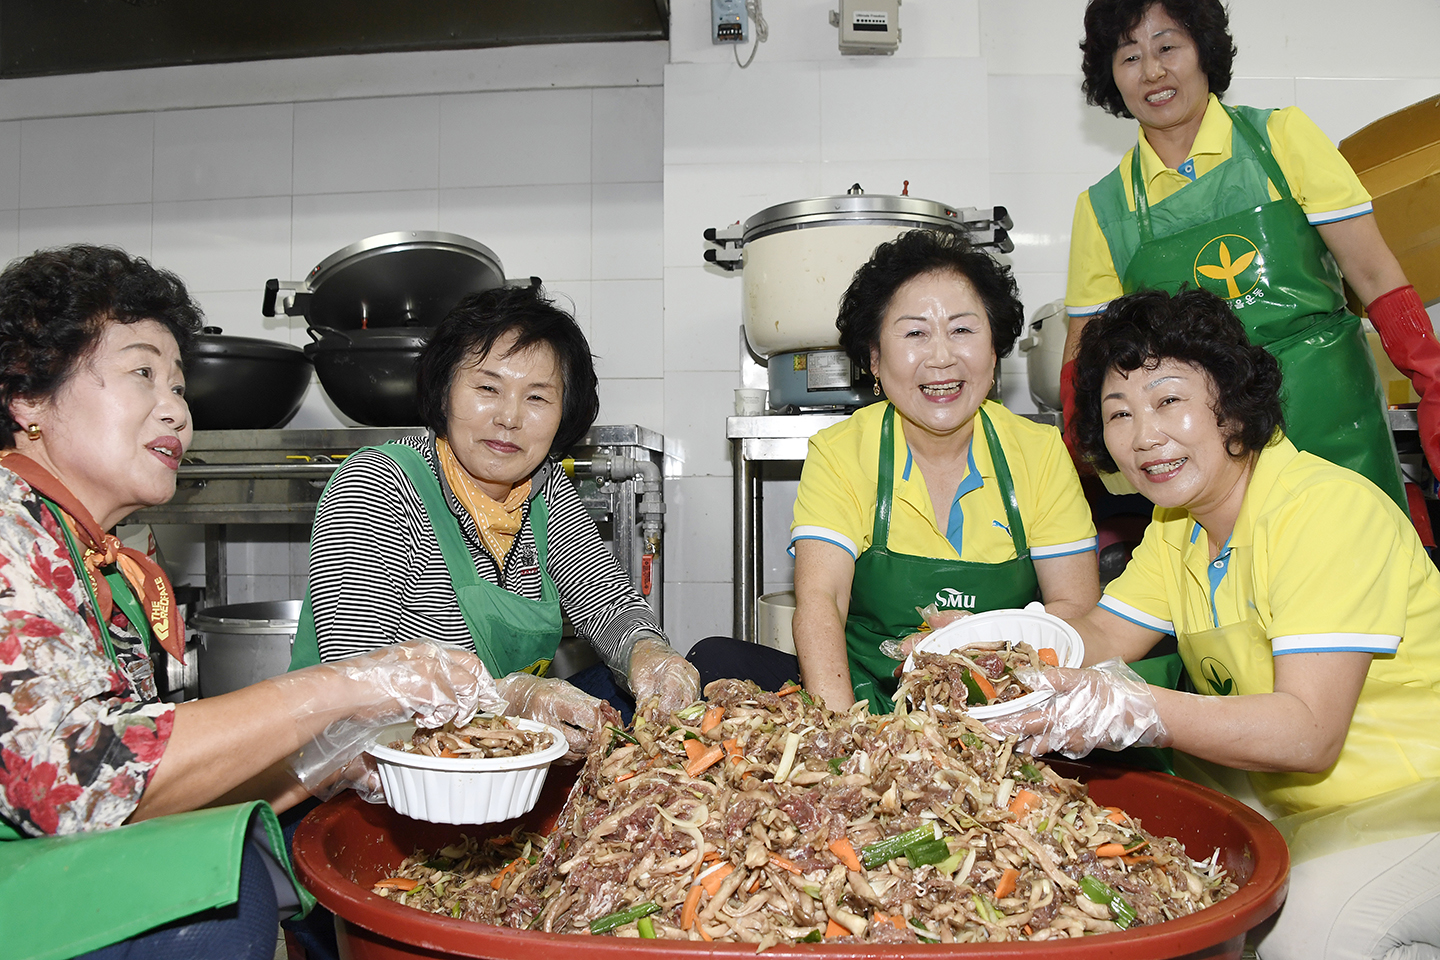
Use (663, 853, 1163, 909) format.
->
(292, 762, 1288, 960)
(726, 191, 1012, 359)
(304, 326, 430, 427)
(184, 327, 312, 430)
(191, 600, 301, 698)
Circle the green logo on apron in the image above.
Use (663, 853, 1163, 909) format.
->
(1200, 656, 1237, 696)
(1194, 234, 1260, 299)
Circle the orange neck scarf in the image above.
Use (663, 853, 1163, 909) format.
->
(1, 452, 185, 662)
(435, 438, 532, 565)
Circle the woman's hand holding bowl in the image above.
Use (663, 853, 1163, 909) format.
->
(982, 659, 1170, 758)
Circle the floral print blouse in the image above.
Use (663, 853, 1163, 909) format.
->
(0, 470, 173, 837)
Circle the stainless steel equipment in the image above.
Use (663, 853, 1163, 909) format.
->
(191, 600, 301, 698)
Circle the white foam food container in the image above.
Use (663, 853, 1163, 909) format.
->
(367, 716, 569, 825)
(903, 604, 1084, 720)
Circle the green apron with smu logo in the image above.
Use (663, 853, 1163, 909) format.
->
(1087, 102, 1406, 511)
(845, 405, 1040, 713)
(0, 498, 312, 960)
(288, 442, 563, 679)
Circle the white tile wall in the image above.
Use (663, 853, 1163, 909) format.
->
(11, 0, 1437, 638)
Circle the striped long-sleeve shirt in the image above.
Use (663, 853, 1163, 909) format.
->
(307, 433, 664, 684)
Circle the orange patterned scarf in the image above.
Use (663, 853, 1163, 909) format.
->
(435, 438, 531, 565)
(1, 452, 185, 662)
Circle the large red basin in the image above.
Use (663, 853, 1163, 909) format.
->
(292, 762, 1288, 960)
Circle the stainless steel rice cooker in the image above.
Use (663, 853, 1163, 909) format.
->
(1017, 298, 1068, 412)
(705, 186, 1013, 410)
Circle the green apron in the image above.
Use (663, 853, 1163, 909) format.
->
(845, 406, 1040, 713)
(288, 442, 563, 679)
(0, 499, 312, 960)
(1088, 102, 1407, 512)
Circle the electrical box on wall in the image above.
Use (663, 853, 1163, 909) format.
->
(712, 0, 747, 43)
(829, 0, 900, 55)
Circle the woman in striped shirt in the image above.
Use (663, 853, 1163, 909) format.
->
(296, 283, 698, 754)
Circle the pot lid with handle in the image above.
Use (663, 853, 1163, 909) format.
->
(191, 325, 311, 363)
(263, 231, 505, 330)
(739, 184, 1013, 243)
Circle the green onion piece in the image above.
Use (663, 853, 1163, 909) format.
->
(589, 901, 661, 934)
(960, 670, 989, 706)
(450, 903, 464, 918)
(861, 824, 938, 869)
(798, 688, 815, 707)
(422, 857, 454, 870)
(675, 703, 707, 722)
(637, 917, 657, 939)
(959, 731, 984, 750)
(1017, 762, 1044, 783)
(606, 725, 639, 744)
(827, 756, 844, 775)
(904, 837, 951, 867)
(1080, 876, 1137, 929)
(933, 849, 966, 876)
(683, 731, 701, 741)
(1123, 838, 1150, 854)
(803, 884, 822, 899)
(800, 930, 824, 943)
(970, 892, 1002, 925)
(917, 936, 939, 944)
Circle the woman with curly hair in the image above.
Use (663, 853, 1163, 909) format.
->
(720, 228, 1101, 713)
(1061, 0, 1440, 515)
(0, 245, 498, 959)
(990, 288, 1440, 959)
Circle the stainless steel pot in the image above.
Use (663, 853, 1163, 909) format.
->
(191, 600, 301, 698)
(185, 326, 312, 430)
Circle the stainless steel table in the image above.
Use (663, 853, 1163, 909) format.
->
(727, 410, 1061, 644)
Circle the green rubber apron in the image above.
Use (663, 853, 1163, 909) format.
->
(288, 442, 563, 679)
(845, 406, 1040, 714)
(0, 498, 312, 960)
(1088, 103, 1406, 511)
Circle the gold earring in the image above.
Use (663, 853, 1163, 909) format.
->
(872, 381, 881, 397)
(24, 423, 40, 441)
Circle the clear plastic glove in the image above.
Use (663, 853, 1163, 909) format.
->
(496, 673, 621, 760)
(627, 635, 700, 717)
(981, 658, 1170, 758)
(278, 639, 505, 801)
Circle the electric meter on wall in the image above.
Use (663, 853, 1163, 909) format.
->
(830, 0, 900, 55)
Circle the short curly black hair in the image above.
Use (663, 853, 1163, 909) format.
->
(416, 283, 599, 456)
(1, 244, 204, 449)
(1071, 288, 1283, 473)
(1080, 0, 1236, 119)
(836, 229, 1024, 379)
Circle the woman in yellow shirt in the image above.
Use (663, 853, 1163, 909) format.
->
(993, 287, 1440, 960)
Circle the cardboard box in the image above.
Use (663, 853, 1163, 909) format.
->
(1339, 95, 1440, 306)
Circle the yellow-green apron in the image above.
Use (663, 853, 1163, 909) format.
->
(288, 442, 563, 678)
(845, 406, 1040, 714)
(0, 498, 312, 960)
(1088, 102, 1407, 512)
(1173, 537, 1440, 862)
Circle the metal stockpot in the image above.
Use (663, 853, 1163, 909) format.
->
(190, 600, 301, 698)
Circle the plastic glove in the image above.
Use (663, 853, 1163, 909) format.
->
(496, 673, 621, 760)
(1369, 284, 1440, 477)
(981, 658, 1169, 759)
(627, 635, 701, 717)
(278, 639, 505, 801)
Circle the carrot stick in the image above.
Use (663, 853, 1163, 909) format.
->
(374, 877, 419, 891)
(685, 744, 725, 777)
(1037, 647, 1060, 667)
(889, 915, 906, 932)
(696, 924, 713, 942)
(777, 683, 802, 696)
(439, 749, 461, 759)
(1095, 843, 1127, 858)
(700, 705, 725, 735)
(614, 771, 636, 783)
(680, 884, 703, 930)
(700, 862, 734, 895)
(824, 919, 849, 938)
(768, 854, 802, 874)
(967, 667, 997, 702)
(684, 738, 706, 763)
(748, 874, 763, 893)
(1123, 854, 1154, 865)
(1023, 924, 1034, 936)
(828, 837, 863, 872)
(723, 738, 742, 760)
(490, 859, 520, 890)
(994, 867, 1019, 898)
(1008, 789, 1040, 817)
(1105, 807, 1128, 823)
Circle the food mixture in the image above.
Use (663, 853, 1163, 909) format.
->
(909, 641, 1059, 709)
(371, 679, 1235, 945)
(386, 715, 554, 760)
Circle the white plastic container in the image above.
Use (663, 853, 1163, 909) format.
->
(367, 717, 569, 825)
(903, 604, 1084, 720)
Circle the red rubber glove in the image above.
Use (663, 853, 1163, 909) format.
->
(1368, 284, 1440, 476)
(1059, 359, 1087, 469)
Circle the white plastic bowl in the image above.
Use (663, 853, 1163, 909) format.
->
(367, 717, 569, 825)
(903, 604, 1084, 720)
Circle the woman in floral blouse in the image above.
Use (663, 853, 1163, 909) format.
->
(0, 245, 498, 960)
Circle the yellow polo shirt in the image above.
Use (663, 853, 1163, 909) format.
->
(1102, 435, 1440, 811)
(790, 400, 1096, 563)
(1066, 95, 1373, 317)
